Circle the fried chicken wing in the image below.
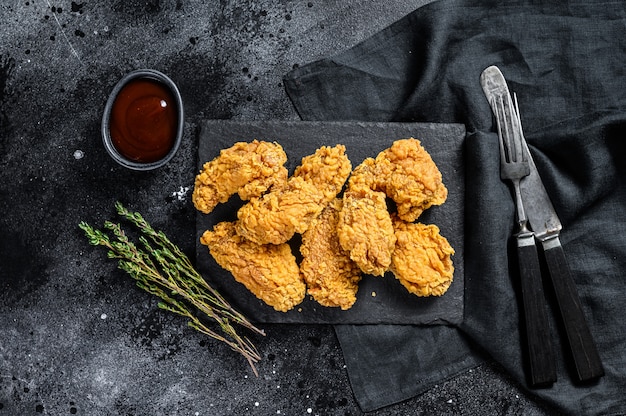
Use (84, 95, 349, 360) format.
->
(200, 221, 305, 312)
(236, 145, 352, 245)
(336, 158, 396, 276)
(337, 181, 396, 276)
(192, 140, 288, 214)
(300, 198, 362, 310)
(236, 177, 327, 245)
(293, 144, 353, 200)
(337, 138, 447, 275)
(389, 218, 454, 297)
(374, 138, 448, 222)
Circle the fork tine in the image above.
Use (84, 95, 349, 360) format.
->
(507, 94, 520, 163)
(512, 93, 525, 163)
(493, 96, 508, 167)
(502, 94, 513, 163)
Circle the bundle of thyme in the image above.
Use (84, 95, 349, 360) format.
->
(79, 202, 264, 375)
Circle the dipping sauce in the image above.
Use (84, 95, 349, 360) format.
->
(109, 78, 178, 163)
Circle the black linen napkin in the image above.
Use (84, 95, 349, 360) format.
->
(284, 0, 626, 414)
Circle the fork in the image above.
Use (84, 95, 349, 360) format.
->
(494, 93, 530, 233)
(487, 87, 558, 387)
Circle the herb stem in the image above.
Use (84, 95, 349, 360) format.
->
(79, 202, 264, 376)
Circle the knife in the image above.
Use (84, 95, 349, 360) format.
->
(484, 66, 604, 382)
(481, 66, 557, 387)
(517, 120, 605, 382)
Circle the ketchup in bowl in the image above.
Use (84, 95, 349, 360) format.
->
(102, 69, 183, 170)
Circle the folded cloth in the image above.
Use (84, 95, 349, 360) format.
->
(284, 0, 626, 414)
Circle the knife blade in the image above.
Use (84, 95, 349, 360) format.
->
(517, 122, 605, 382)
(483, 65, 605, 382)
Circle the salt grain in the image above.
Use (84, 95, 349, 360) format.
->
(171, 186, 190, 202)
(73, 149, 84, 159)
(100, 313, 107, 320)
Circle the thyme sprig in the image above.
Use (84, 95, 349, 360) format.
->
(79, 202, 264, 375)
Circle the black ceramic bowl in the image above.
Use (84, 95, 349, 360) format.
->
(101, 69, 184, 170)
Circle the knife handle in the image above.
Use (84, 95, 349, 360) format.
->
(542, 236, 605, 382)
(516, 231, 557, 386)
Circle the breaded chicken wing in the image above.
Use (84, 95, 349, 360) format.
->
(192, 140, 288, 214)
(374, 138, 448, 222)
(293, 144, 353, 200)
(236, 177, 327, 245)
(236, 145, 352, 245)
(300, 198, 362, 310)
(337, 181, 396, 277)
(390, 218, 454, 297)
(337, 138, 447, 275)
(200, 221, 305, 312)
(336, 158, 396, 276)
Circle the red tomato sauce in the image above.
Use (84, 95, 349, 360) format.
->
(109, 78, 178, 163)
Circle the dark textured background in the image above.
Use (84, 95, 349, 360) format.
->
(0, 1, 555, 414)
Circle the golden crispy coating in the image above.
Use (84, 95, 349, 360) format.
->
(196, 139, 454, 314)
(192, 140, 288, 214)
(200, 221, 305, 312)
(374, 138, 448, 222)
(336, 138, 447, 276)
(337, 183, 396, 277)
(293, 144, 353, 200)
(236, 145, 352, 245)
(300, 198, 362, 310)
(236, 177, 327, 245)
(345, 157, 377, 188)
(389, 218, 454, 297)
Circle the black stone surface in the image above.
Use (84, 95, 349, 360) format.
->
(0, 1, 555, 414)
(195, 120, 466, 325)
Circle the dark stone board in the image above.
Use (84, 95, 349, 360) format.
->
(195, 120, 465, 324)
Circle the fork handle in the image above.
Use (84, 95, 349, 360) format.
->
(542, 236, 605, 382)
(516, 231, 557, 386)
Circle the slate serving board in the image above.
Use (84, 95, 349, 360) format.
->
(195, 120, 465, 324)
